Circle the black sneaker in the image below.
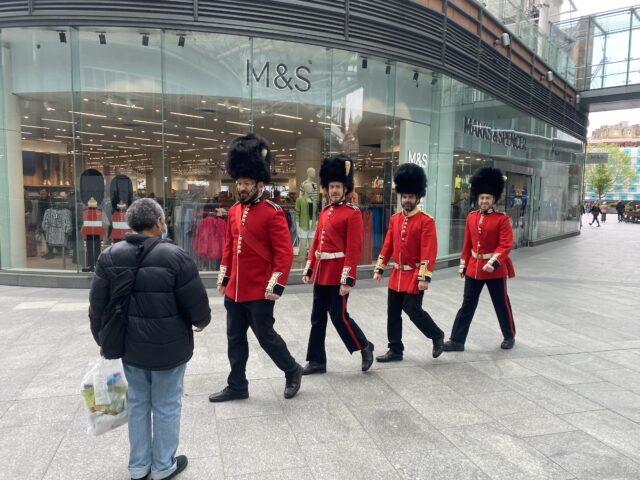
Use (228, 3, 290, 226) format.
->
(432, 336, 445, 358)
(375, 350, 403, 363)
(164, 455, 188, 480)
(361, 342, 375, 372)
(443, 340, 465, 352)
(302, 361, 327, 375)
(208, 386, 249, 403)
(284, 364, 303, 399)
(501, 338, 515, 350)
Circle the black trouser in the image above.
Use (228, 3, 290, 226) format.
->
(450, 277, 515, 344)
(225, 298, 297, 392)
(601, 212, 607, 222)
(590, 214, 600, 226)
(387, 289, 444, 353)
(618, 212, 624, 222)
(306, 284, 369, 364)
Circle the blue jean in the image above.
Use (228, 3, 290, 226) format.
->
(123, 363, 186, 480)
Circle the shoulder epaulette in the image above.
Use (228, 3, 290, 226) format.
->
(346, 202, 360, 211)
(420, 211, 434, 219)
(265, 199, 282, 210)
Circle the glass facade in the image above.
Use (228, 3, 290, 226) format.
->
(0, 27, 584, 273)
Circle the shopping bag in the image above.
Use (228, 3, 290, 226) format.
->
(80, 357, 128, 436)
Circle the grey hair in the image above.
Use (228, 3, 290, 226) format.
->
(126, 198, 164, 232)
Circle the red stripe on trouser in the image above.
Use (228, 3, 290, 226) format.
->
(503, 277, 515, 336)
(342, 295, 362, 351)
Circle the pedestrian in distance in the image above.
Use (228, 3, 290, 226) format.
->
(373, 163, 445, 362)
(89, 198, 211, 480)
(301, 154, 375, 376)
(616, 201, 625, 222)
(589, 203, 600, 227)
(444, 167, 517, 352)
(599, 202, 608, 223)
(210, 134, 303, 403)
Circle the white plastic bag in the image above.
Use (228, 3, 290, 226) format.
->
(80, 357, 128, 436)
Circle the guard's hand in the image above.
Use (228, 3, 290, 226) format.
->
(482, 263, 495, 273)
(339, 284, 352, 296)
(265, 292, 281, 301)
(302, 275, 311, 284)
(418, 280, 429, 291)
(373, 272, 382, 283)
(217, 285, 226, 295)
(193, 326, 204, 332)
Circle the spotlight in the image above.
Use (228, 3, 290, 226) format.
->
(431, 76, 438, 86)
(361, 58, 368, 69)
(98, 32, 106, 45)
(385, 64, 391, 75)
(141, 33, 149, 46)
(58, 31, 66, 43)
(178, 35, 185, 47)
(413, 71, 419, 81)
(546, 71, 554, 82)
(576, 94, 581, 104)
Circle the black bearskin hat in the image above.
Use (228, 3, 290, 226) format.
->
(469, 167, 505, 201)
(394, 163, 427, 198)
(226, 134, 271, 184)
(319, 154, 355, 193)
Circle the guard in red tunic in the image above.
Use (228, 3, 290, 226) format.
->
(209, 134, 302, 402)
(302, 154, 374, 375)
(373, 163, 445, 362)
(444, 167, 517, 352)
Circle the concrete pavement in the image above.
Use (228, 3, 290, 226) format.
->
(1, 217, 639, 479)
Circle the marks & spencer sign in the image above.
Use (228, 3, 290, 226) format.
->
(246, 60, 311, 92)
(463, 117, 527, 150)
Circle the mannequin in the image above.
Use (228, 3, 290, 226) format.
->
(295, 186, 317, 257)
(300, 167, 318, 204)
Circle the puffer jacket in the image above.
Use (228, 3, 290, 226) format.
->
(89, 234, 211, 370)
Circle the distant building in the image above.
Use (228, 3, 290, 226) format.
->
(586, 122, 640, 201)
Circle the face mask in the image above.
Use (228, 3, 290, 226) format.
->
(161, 223, 168, 240)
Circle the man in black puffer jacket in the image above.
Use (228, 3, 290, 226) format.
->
(89, 198, 210, 480)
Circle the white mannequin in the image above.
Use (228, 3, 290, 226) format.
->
(300, 168, 318, 204)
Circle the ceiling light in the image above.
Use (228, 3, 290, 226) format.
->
(70, 111, 107, 118)
(42, 118, 73, 124)
(194, 137, 218, 141)
(141, 33, 149, 46)
(58, 31, 67, 43)
(102, 126, 133, 131)
(133, 119, 163, 125)
(125, 136, 150, 141)
(226, 120, 251, 126)
(166, 140, 188, 145)
(77, 131, 104, 136)
(98, 32, 106, 45)
(385, 64, 391, 75)
(186, 126, 214, 133)
(153, 132, 180, 137)
(274, 113, 303, 120)
(21, 125, 50, 130)
(361, 58, 368, 69)
(40, 139, 62, 143)
(103, 101, 144, 110)
(269, 127, 294, 133)
(178, 35, 185, 47)
(169, 112, 204, 119)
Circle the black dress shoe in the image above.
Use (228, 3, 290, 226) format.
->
(302, 361, 326, 375)
(164, 455, 188, 480)
(432, 337, 445, 358)
(501, 338, 515, 349)
(361, 342, 375, 372)
(376, 350, 403, 363)
(284, 364, 303, 399)
(208, 386, 249, 403)
(443, 340, 465, 352)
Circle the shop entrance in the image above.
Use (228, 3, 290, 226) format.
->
(498, 173, 531, 249)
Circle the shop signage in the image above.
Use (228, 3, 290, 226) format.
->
(246, 60, 311, 92)
(463, 117, 527, 150)
(400, 120, 430, 170)
(407, 151, 429, 168)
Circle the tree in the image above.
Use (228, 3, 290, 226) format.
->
(585, 144, 638, 199)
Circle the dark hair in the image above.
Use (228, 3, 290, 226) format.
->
(126, 198, 164, 232)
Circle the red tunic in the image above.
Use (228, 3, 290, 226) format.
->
(81, 208, 104, 240)
(375, 209, 437, 294)
(218, 199, 294, 303)
(109, 211, 131, 241)
(304, 201, 363, 287)
(460, 209, 515, 280)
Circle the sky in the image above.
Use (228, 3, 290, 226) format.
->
(559, 1, 640, 136)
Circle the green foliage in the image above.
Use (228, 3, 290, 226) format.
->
(585, 144, 638, 199)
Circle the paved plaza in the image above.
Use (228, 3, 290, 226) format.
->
(1, 216, 639, 480)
